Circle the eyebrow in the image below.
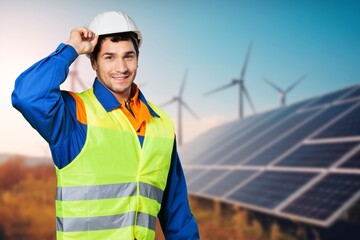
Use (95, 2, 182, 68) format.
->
(101, 52, 115, 57)
(101, 51, 136, 57)
(124, 51, 136, 56)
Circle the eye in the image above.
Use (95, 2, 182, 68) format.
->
(124, 54, 135, 61)
(105, 55, 113, 60)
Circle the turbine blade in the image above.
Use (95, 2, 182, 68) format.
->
(203, 82, 236, 96)
(263, 77, 283, 93)
(179, 70, 188, 97)
(159, 98, 177, 107)
(180, 100, 199, 119)
(243, 86, 256, 113)
(285, 74, 307, 93)
(240, 42, 253, 80)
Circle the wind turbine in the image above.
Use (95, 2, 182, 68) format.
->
(263, 74, 307, 107)
(204, 42, 256, 119)
(160, 70, 199, 146)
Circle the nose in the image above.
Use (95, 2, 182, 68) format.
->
(116, 59, 128, 73)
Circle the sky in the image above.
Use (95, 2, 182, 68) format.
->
(1, 0, 359, 157)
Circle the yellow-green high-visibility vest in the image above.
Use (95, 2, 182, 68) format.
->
(55, 88, 174, 240)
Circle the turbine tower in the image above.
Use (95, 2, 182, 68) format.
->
(160, 70, 199, 145)
(263, 74, 307, 107)
(204, 42, 256, 119)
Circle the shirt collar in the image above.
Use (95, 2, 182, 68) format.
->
(93, 78, 160, 118)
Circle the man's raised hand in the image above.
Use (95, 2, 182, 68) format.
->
(65, 27, 98, 55)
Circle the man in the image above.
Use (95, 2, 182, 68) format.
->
(12, 11, 199, 240)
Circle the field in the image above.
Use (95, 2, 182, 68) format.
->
(1, 157, 355, 240)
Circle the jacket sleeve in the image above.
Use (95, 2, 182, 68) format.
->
(11, 44, 78, 160)
(158, 140, 200, 239)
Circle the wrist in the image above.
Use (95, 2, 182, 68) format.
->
(65, 40, 81, 55)
(56, 43, 79, 63)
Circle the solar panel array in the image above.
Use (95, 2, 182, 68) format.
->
(180, 83, 360, 227)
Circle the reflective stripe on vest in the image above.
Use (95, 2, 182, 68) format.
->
(56, 211, 156, 232)
(56, 182, 163, 203)
(55, 89, 174, 240)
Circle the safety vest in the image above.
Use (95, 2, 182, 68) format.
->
(55, 88, 174, 240)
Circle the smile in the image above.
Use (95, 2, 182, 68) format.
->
(112, 75, 129, 81)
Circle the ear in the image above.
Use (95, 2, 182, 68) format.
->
(90, 55, 98, 71)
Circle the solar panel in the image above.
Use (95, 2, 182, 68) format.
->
(203, 170, 257, 197)
(199, 109, 295, 165)
(220, 109, 317, 165)
(244, 102, 356, 166)
(339, 146, 360, 169)
(304, 86, 353, 108)
(182, 100, 313, 166)
(187, 169, 229, 193)
(226, 171, 318, 209)
(342, 85, 360, 100)
(276, 142, 359, 168)
(281, 173, 360, 222)
(197, 114, 268, 165)
(181, 84, 360, 227)
(180, 113, 264, 165)
(313, 103, 360, 138)
(183, 168, 206, 184)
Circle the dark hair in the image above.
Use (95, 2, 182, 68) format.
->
(91, 32, 140, 60)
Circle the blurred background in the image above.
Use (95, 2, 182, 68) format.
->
(1, 0, 360, 239)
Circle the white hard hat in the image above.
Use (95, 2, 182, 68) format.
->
(89, 11, 142, 48)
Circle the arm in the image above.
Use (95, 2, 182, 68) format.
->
(158, 140, 200, 240)
(11, 28, 98, 160)
(11, 44, 78, 142)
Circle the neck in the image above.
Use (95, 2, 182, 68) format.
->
(115, 83, 138, 102)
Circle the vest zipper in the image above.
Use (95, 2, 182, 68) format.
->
(125, 100, 135, 118)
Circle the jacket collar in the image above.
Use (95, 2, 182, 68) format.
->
(92, 78, 160, 118)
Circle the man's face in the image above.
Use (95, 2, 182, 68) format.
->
(91, 38, 138, 101)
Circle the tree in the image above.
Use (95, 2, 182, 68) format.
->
(0, 157, 26, 191)
(270, 222, 281, 240)
(0, 161, 56, 240)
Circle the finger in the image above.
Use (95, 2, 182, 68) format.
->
(84, 29, 96, 41)
(92, 34, 99, 44)
(89, 31, 96, 41)
(81, 28, 89, 39)
(86, 29, 93, 40)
